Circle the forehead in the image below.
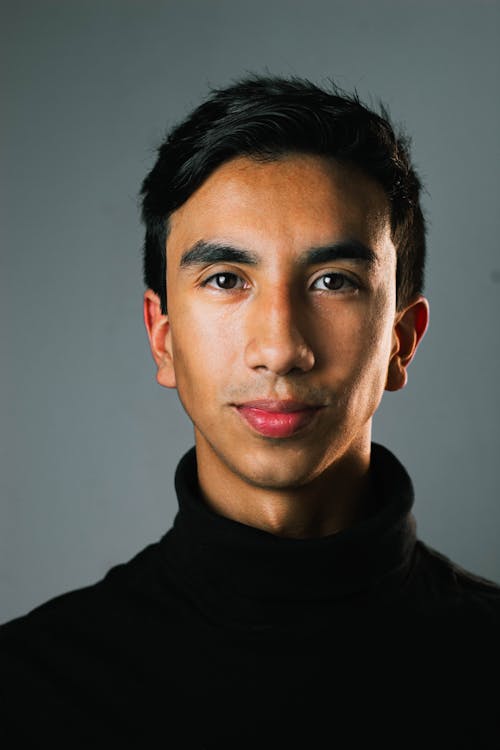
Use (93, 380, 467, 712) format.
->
(168, 153, 393, 264)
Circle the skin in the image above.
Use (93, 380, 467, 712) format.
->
(143, 154, 429, 538)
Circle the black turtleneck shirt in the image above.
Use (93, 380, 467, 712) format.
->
(2, 442, 500, 747)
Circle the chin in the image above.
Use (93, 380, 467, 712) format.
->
(232, 447, 325, 489)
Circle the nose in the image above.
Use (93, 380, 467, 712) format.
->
(243, 285, 315, 376)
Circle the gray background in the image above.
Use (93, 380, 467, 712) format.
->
(1, 0, 499, 624)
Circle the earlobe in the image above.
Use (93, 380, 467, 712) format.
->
(385, 296, 430, 392)
(143, 289, 177, 389)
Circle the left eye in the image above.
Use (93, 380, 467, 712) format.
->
(311, 273, 357, 291)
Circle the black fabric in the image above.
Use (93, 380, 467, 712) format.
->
(2, 442, 500, 748)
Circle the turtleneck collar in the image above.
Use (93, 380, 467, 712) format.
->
(160, 442, 418, 631)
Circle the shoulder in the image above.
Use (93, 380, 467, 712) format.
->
(0, 536, 183, 740)
(382, 541, 500, 726)
(403, 539, 500, 646)
(0, 537, 170, 643)
(415, 539, 500, 603)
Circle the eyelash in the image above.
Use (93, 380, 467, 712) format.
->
(200, 271, 360, 293)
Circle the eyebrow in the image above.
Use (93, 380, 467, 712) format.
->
(179, 239, 379, 271)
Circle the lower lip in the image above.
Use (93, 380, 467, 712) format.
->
(235, 406, 323, 438)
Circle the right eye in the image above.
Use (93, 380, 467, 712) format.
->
(201, 272, 245, 290)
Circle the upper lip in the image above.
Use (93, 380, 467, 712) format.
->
(235, 400, 324, 413)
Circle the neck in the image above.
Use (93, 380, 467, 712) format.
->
(194, 431, 375, 539)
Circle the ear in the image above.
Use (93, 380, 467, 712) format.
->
(143, 289, 176, 389)
(385, 295, 430, 392)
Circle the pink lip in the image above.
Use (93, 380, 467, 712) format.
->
(234, 404, 324, 438)
(235, 399, 321, 413)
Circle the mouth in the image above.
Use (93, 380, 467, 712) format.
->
(234, 399, 324, 412)
(233, 404, 325, 439)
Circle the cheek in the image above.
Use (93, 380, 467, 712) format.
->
(169, 308, 236, 398)
(326, 298, 393, 392)
(326, 303, 390, 362)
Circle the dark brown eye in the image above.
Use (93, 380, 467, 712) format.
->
(312, 273, 357, 292)
(202, 273, 242, 290)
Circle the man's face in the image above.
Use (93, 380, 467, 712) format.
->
(147, 154, 408, 488)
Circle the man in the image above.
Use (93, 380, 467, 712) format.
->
(2, 75, 500, 747)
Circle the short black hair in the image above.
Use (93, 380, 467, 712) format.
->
(140, 74, 426, 314)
